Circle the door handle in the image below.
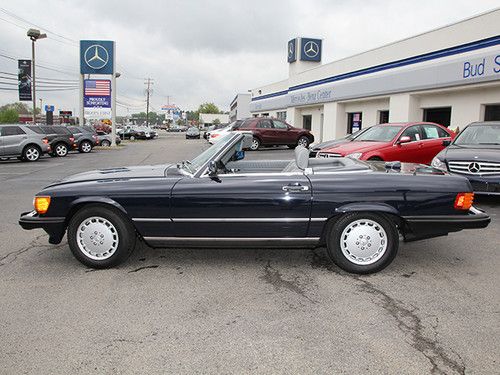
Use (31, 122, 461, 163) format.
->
(282, 184, 309, 192)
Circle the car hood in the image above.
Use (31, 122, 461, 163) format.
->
(439, 145, 500, 162)
(311, 138, 349, 150)
(50, 164, 171, 186)
(321, 141, 388, 155)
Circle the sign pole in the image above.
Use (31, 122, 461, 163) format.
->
(79, 74, 84, 126)
(31, 40, 36, 123)
(111, 42, 116, 147)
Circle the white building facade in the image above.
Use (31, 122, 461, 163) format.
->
(249, 9, 500, 143)
(229, 93, 252, 122)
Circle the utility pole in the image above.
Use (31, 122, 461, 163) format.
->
(144, 78, 153, 126)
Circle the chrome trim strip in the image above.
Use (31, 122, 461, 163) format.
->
(144, 237, 320, 241)
(134, 217, 329, 223)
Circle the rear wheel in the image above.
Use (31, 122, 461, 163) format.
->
(79, 140, 92, 153)
(130, 135, 135, 141)
(22, 145, 41, 162)
(54, 143, 68, 157)
(100, 139, 111, 147)
(67, 205, 136, 268)
(326, 212, 399, 274)
(297, 136, 310, 148)
(249, 137, 260, 151)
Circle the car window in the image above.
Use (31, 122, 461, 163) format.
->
(355, 126, 403, 142)
(257, 119, 272, 129)
(68, 127, 80, 133)
(239, 119, 254, 129)
(1, 126, 25, 136)
(27, 126, 46, 134)
(400, 126, 421, 142)
(273, 120, 288, 129)
(421, 125, 448, 139)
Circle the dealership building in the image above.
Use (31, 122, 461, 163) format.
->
(248, 9, 500, 143)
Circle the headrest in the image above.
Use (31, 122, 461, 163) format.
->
(295, 146, 309, 170)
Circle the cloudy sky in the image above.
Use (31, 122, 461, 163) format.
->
(0, 0, 498, 115)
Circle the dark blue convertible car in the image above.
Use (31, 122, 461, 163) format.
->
(19, 132, 490, 274)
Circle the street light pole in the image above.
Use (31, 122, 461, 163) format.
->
(27, 28, 46, 124)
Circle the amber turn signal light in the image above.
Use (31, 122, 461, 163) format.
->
(454, 192, 474, 210)
(34, 196, 51, 214)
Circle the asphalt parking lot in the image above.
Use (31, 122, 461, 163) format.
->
(0, 133, 498, 374)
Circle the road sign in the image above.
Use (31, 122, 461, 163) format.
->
(80, 40, 114, 75)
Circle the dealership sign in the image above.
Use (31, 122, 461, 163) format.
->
(80, 40, 114, 75)
(84, 79, 111, 108)
(17, 60, 32, 101)
(84, 107, 111, 119)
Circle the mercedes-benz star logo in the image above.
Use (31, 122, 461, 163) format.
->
(288, 42, 294, 57)
(303, 41, 319, 58)
(468, 162, 481, 173)
(84, 45, 109, 70)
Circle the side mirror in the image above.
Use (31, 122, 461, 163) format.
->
(398, 136, 412, 145)
(442, 139, 451, 147)
(208, 160, 218, 176)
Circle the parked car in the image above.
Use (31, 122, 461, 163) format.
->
(0, 124, 51, 162)
(203, 123, 226, 139)
(431, 121, 500, 195)
(67, 126, 98, 153)
(29, 125, 75, 157)
(309, 128, 367, 157)
(96, 131, 121, 146)
(208, 122, 240, 144)
(117, 126, 141, 140)
(186, 126, 201, 139)
(19, 132, 490, 274)
(233, 117, 314, 151)
(317, 122, 455, 164)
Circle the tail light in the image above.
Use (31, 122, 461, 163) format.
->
(34, 196, 51, 214)
(42, 137, 49, 144)
(454, 193, 474, 210)
(69, 137, 75, 142)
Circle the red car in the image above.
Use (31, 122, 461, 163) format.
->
(317, 122, 455, 164)
(237, 117, 314, 150)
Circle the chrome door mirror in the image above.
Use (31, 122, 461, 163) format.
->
(208, 160, 218, 176)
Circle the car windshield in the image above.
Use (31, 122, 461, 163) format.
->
(354, 126, 403, 142)
(453, 124, 500, 146)
(182, 133, 235, 174)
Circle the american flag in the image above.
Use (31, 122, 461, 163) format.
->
(84, 80, 111, 96)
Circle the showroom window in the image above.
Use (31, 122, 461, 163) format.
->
(423, 107, 451, 127)
(484, 105, 500, 121)
(276, 111, 287, 121)
(347, 112, 362, 133)
(379, 110, 389, 124)
(303, 115, 312, 130)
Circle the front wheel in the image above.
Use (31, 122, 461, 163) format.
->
(67, 205, 136, 268)
(130, 135, 135, 141)
(297, 136, 310, 148)
(79, 140, 92, 153)
(326, 212, 399, 274)
(249, 137, 260, 151)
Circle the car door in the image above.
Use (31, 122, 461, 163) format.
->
(420, 124, 452, 164)
(272, 119, 295, 145)
(1, 126, 26, 156)
(393, 125, 425, 163)
(255, 119, 274, 145)
(170, 173, 312, 239)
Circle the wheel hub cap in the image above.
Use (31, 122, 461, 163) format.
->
(340, 219, 387, 265)
(76, 216, 119, 260)
(26, 149, 38, 160)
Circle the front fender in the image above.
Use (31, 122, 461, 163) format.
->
(68, 196, 128, 216)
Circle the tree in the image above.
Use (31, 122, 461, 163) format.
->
(0, 108, 19, 123)
(198, 102, 221, 114)
(0, 102, 31, 114)
(212, 118, 221, 125)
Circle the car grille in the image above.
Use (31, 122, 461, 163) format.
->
(316, 152, 342, 158)
(448, 161, 500, 175)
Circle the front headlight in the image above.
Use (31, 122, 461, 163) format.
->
(346, 152, 362, 159)
(431, 157, 447, 170)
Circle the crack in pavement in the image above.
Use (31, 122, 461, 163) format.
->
(260, 260, 315, 303)
(0, 234, 49, 266)
(310, 250, 466, 375)
(128, 265, 159, 273)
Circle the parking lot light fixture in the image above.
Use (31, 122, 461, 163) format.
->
(27, 29, 47, 123)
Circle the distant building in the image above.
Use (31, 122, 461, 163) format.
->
(199, 113, 230, 126)
(229, 93, 251, 122)
(249, 9, 500, 143)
